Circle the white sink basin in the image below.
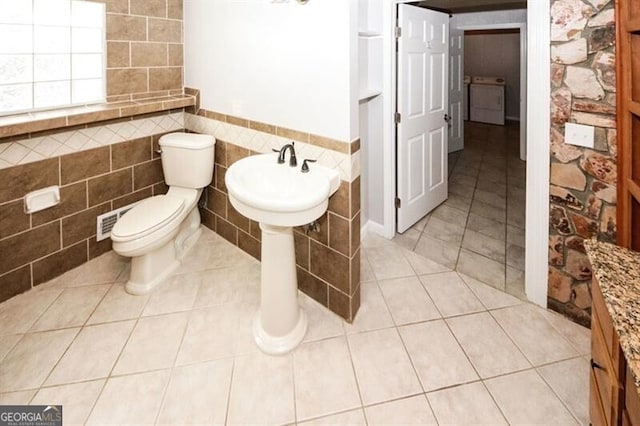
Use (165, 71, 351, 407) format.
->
(225, 153, 340, 227)
(224, 152, 341, 355)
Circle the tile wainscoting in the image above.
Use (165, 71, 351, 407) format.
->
(0, 112, 184, 303)
(186, 112, 362, 322)
(0, 109, 362, 322)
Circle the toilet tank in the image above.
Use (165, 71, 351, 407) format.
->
(159, 133, 215, 189)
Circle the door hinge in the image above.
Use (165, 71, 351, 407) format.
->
(395, 112, 402, 124)
(395, 26, 402, 38)
(395, 198, 401, 209)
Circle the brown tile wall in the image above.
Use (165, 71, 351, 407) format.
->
(199, 139, 362, 322)
(0, 130, 179, 303)
(98, 0, 184, 101)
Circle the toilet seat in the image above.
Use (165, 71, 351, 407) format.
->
(111, 195, 184, 242)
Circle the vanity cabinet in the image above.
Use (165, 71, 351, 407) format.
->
(590, 279, 640, 425)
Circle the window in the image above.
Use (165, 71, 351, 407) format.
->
(0, 0, 105, 116)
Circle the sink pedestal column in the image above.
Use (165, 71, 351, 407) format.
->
(253, 223, 307, 355)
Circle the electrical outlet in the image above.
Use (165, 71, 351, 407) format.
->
(565, 122, 594, 148)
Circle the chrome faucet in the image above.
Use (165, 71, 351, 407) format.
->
(273, 142, 297, 167)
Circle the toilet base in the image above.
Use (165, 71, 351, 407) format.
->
(253, 308, 307, 355)
(125, 239, 180, 295)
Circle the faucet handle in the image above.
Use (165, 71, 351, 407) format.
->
(301, 159, 317, 173)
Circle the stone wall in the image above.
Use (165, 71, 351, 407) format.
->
(548, 0, 616, 327)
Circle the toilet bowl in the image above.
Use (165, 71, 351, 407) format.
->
(111, 133, 215, 295)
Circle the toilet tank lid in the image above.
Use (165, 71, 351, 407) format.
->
(159, 133, 215, 150)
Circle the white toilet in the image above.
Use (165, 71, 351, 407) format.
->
(111, 133, 215, 295)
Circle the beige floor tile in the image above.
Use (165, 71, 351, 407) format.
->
(299, 409, 367, 425)
(413, 234, 460, 270)
(362, 232, 395, 248)
(431, 204, 469, 228)
(462, 229, 506, 263)
(447, 312, 530, 378)
(378, 276, 440, 325)
(45, 321, 134, 386)
(507, 205, 526, 228)
(348, 328, 421, 405)
(343, 282, 393, 334)
(485, 370, 578, 425)
(32, 380, 104, 425)
(449, 173, 477, 189)
(113, 312, 189, 375)
(399, 320, 478, 392)
(419, 272, 484, 318)
(506, 243, 525, 270)
(87, 283, 149, 325)
(427, 381, 507, 425)
(403, 249, 451, 275)
(506, 265, 526, 299)
(176, 304, 240, 365)
(30, 285, 110, 332)
(0, 334, 21, 363)
(157, 359, 233, 425)
(86, 369, 170, 425)
(300, 294, 344, 343)
(293, 337, 361, 421)
(491, 304, 579, 366)
(0, 390, 36, 404)
(466, 213, 506, 241)
(474, 188, 507, 209)
(507, 224, 525, 247)
(227, 351, 295, 425)
(0, 328, 78, 392)
(365, 395, 437, 425)
(360, 251, 376, 282)
(177, 233, 257, 273)
(42, 252, 127, 289)
(459, 273, 522, 310)
(194, 263, 261, 308)
(141, 272, 200, 317)
(231, 301, 263, 356)
(538, 357, 590, 425)
(449, 181, 476, 199)
(444, 193, 472, 213)
(392, 227, 421, 251)
(364, 245, 416, 281)
(423, 216, 466, 245)
(470, 199, 506, 224)
(538, 308, 591, 355)
(476, 178, 507, 194)
(456, 248, 505, 290)
(0, 288, 62, 335)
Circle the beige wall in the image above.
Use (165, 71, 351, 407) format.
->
(465, 32, 521, 120)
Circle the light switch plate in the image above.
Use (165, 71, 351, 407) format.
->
(565, 122, 594, 148)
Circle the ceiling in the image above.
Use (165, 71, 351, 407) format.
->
(414, 0, 527, 13)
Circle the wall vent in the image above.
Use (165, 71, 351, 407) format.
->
(96, 202, 140, 241)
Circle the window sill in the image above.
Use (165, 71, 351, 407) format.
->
(0, 94, 196, 140)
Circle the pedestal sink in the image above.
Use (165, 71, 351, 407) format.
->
(225, 152, 340, 354)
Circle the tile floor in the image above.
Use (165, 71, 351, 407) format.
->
(0, 226, 590, 425)
(394, 121, 527, 299)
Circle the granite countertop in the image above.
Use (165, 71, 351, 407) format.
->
(585, 239, 640, 395)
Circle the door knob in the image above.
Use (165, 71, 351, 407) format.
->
(444, 114, 452, 123)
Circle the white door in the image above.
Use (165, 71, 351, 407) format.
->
(449, 26, 464, 153)
(396, 5, 449, 233)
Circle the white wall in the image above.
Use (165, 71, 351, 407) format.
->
(465, 32, 521, 119)
(451, 9, 527, 27)
(183, 0, 358, 142)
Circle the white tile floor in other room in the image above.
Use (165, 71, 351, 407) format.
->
(0, 228, 590, 425)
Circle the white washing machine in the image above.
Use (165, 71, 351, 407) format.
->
(469, 76, 505, 125)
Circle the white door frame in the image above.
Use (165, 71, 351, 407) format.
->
(380, 1, 550, 307)
(455, 22, 527, 161)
